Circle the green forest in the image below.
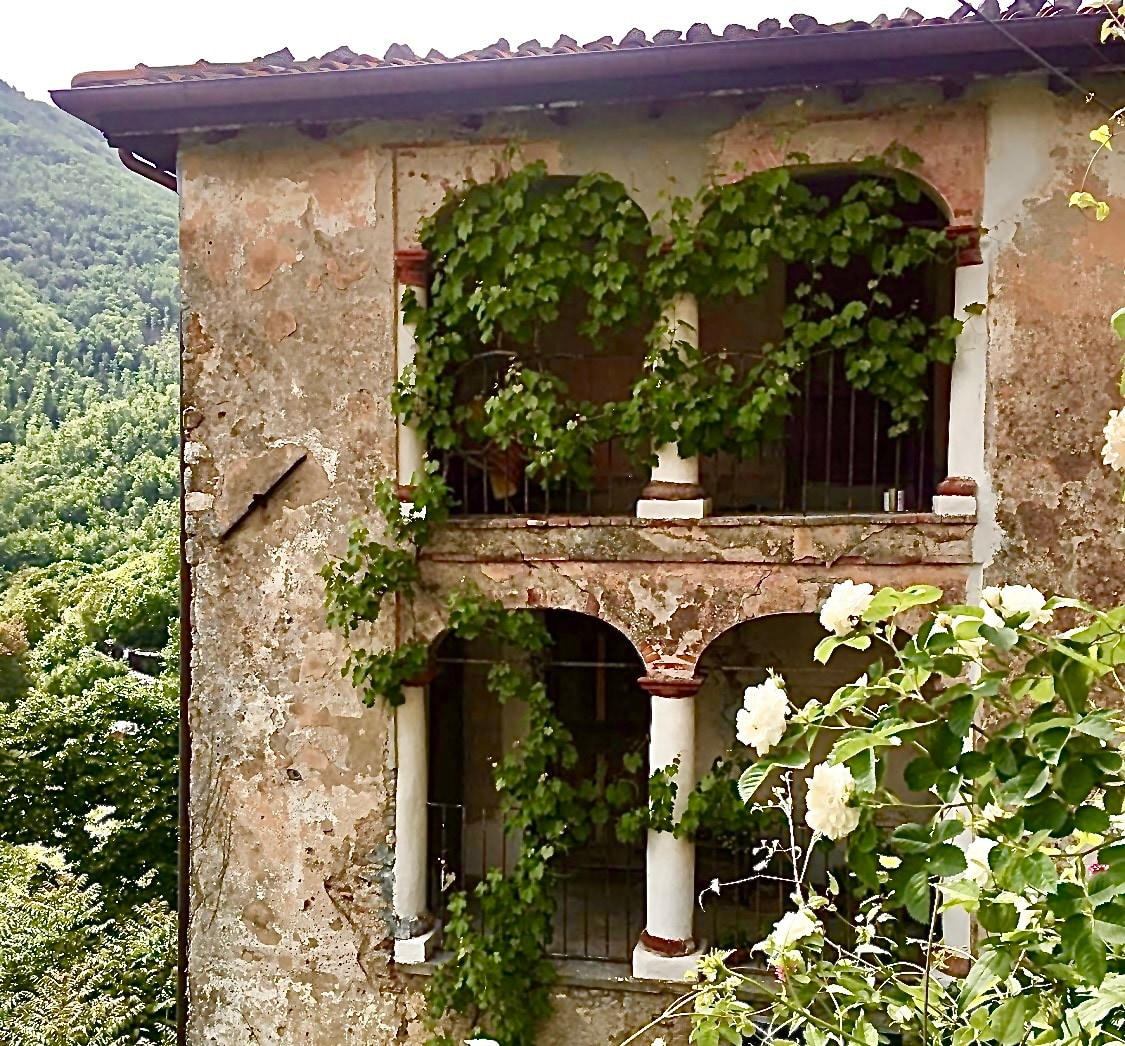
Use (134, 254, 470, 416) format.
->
(0, 79, 179, 1043)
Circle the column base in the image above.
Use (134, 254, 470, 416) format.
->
(393, 921, 442, 965)
(632, 937, 707, 981)
(932, 494, 976, 516)
(636, 498, 711, 521)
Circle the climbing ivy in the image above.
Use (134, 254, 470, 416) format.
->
(397, 150, 964, 483)
(394, 161, 654, 474)
(616, 756, 784, 849)
(424, 590, 625, 1046)
(320, 461, 449, 707)
(323, 488, 624, 1044)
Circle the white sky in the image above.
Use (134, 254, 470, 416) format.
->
(3, 0, 950, 102)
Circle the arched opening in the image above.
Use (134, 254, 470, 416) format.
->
(693, 613, 876, 955)
(431, 176, 655, 518)
(699, 168, 955, 515)
(427, 609, 649, 962)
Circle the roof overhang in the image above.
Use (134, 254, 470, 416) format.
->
(52, 16, 1122, 176)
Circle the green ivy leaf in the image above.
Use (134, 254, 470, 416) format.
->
(1070, 916, 1108, 987)
(736, 750, 810, 803)
(903, 869, 932, 922)
(988, 996, 1036, 1046)
(1112, 306, 1125, 340)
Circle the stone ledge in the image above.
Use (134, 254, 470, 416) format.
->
(422, 513, 975, 567)
(398, 953, 684, 995)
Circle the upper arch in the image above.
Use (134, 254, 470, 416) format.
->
(710, 104, 985, 225)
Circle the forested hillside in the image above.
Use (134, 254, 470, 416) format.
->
(0, 79, 178, 1044)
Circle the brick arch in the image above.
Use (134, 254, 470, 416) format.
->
(410, 571, 651, 672)
(710, 104, 985, 225)
(414, 559, 968, 683)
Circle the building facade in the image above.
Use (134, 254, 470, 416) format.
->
(56, 7, 1125, 1044)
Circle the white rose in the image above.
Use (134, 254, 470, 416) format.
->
(1104, 409, 1125, 472)
(930, 610, 1000, 661)
(735, 671, 789, 757)
(888, 1004, 914, 1026)
(984, 584, 1052, 627)
(963, 837, 995, 887)
(980, 586, 1002, 609)
(805, 762, 860, 841)
(819, 580, 875, 637)
(755, 910, 819, 959)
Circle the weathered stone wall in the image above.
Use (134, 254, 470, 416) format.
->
(180, 129, 406, 1043)
(178, 75, 1125, 1045)
(980, 80, 1125, 603)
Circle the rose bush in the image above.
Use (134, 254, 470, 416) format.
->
(627, 580, 1125, 1046)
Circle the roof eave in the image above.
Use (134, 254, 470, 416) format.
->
(51, 17, 1122, 174)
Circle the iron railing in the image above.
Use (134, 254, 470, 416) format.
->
(427, 805, 917, 965)
(437, 347, 644, 517)
(428, 801, 645, 963)
(441, 344, 945, 517)
(695, 831, 858, 956)
(701, 345, 943, 516)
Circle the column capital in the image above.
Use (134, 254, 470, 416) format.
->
(402, 667, 435, 688)
(638, 674, 704, 699)
(946, 225, 983, 267)
(395, 248, 431, 288)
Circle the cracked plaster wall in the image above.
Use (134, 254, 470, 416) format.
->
(980, 79, 1125, 602)
(178, 78, 1122, 1044)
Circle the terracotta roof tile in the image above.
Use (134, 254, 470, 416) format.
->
(67, 0, 1109, 88)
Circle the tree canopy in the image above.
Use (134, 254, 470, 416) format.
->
(0, 79, 179, 1044)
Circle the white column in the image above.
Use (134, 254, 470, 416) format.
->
(393, 684, 438, 963)
(395, 253, 428, 487)
(634, 678, 706, 980)
(934, 235, 987, 518)
(637, 293, 710, 521)
(392, 250, 438, 964)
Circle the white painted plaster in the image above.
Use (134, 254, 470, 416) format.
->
(651, 443, 700, 487)
(973, 81, 1062, 589)
(932, 494, 977, 516)
(394, 922, 442, 965)
(636, 497, 710, 520)
(638, 293, 708, 520)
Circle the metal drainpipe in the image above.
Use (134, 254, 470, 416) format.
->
(117, 148, 177, 192)
(177, 315, 191, 1046)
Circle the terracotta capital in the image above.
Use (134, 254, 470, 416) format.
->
(638, 674, 704, 699)
(395, 249, 431, 288)
(403, 667, 435, 688)
(946, 225, 983, 267)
